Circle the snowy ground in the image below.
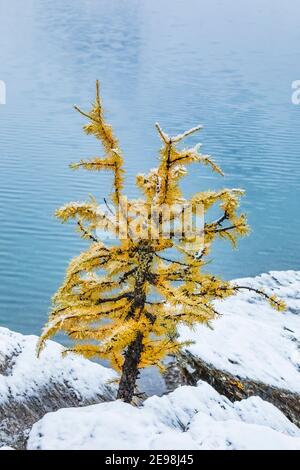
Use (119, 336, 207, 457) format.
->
(0, 327, 116, 405)
(0, 328, 116, 448)
(180, 271, 300, 392)
(28, 380, 300, 450)
(1, 271, 299, 450)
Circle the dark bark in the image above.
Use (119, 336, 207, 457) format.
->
(164, 351, 300, 428)
(117, 244, 153, 403)
(117, 331, 144, 403)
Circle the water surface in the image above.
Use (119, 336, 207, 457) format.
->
(0, 0, 299, 336)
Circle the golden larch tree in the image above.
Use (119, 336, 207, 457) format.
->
(38, 82, 285, 403)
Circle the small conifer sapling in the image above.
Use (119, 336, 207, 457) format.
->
(38, 82, 286, 403)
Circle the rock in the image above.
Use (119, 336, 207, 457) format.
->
(164, 351, 300, 427)
(0, 328, 116, 449)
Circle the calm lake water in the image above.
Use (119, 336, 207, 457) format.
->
(0, 0, 299, 337)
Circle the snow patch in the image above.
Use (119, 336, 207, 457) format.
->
(180, 271, 300, 391)
(27, 381, 300, 450)
(0, 327, 116, 405)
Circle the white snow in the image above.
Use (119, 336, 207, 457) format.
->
(180, 271, 300, 391)
(27, 380, 300, 450)
(0, 327, 116, 404)
(1, 270, 299, 450)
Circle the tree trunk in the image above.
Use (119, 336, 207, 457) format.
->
(117, 331, 144, 403)
(117, 244, 152, 403)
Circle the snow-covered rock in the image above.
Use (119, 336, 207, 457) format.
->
(27, 381, 300, 450)
(1, 270, 299, 450)
(0, 328, 116, 448)
(180, 270, 300, 392)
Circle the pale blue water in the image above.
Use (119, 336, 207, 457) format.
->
(0, 0, 299, 336)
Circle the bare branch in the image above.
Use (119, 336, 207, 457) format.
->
(104, 197, 115, 216)
(74, 105, 100, 123)
(214, 212, 228, 226)
(232, 285, 283, 308)
(172, 124, 203, 143)
(95, 79, 101, 106)
(77, 220, 99, 243)
(154, 253, 190, 267)
(119, 267, 138, 284)
(155, 122, 169, 143)
(71, 160, 114, 170)
(96, 292, 133, 305)
(206, 224, 238, 234)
